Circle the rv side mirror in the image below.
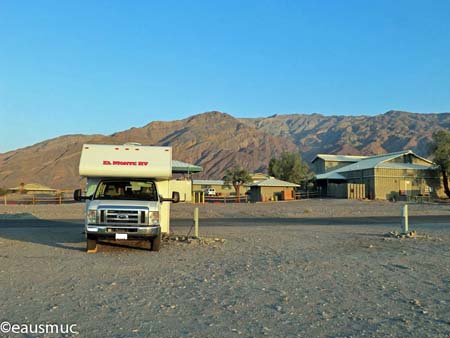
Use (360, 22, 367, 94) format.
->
(161, 191, 180, 203)
(172, 191, 180, 203)
(73, 189, 88, 201)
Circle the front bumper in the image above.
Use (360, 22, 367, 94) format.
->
(86, 225, 161, 239)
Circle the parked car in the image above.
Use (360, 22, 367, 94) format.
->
(204, 188, 217, 196)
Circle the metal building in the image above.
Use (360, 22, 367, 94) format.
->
(314, 150, 441, 200)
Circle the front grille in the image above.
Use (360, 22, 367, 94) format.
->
(106, 228, 138, 233)
(98, 207, 148, 226)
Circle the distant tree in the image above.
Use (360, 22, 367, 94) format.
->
(223, 166, 252, 203)
(268, 152, 312, 186)
(429, 130, 450, 198)
(268, 158, 282, 179)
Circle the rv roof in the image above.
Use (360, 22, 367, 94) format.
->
(79, 144, 172, 179)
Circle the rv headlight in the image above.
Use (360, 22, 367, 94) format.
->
(149, 211, 159, 225)
(87, 209, 97, 224)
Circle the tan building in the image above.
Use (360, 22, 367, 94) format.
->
(315, 150, 441, 200)
(247, 178, 299, 202)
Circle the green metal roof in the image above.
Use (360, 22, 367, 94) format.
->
(250, 178, 300, 187)
(192, 179, 224, 185)
(172, 160, 203, 174)
(378, 163, 436, 170)
(316, 172, 346, 180)
(312, 154, 368, 163)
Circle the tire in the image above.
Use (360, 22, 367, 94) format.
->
(150, 234, 161, 252)
(86, 235, 97, 253)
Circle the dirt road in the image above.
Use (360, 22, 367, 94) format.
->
(0, 200, 449, 337)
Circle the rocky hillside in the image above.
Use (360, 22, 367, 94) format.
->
(0, 110, 449, 189)
(240, 110, 450, 161)
(0, 112, 297, 188)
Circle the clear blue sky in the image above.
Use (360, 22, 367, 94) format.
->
(1, 0, 449, 152)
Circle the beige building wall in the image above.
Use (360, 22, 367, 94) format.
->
(373, 168, 442, 200)
(259, 186, 295, 202)
(170, 179, 192, 202)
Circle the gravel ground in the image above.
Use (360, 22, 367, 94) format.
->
(0, 199, 449, 337)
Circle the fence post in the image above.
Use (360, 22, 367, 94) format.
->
(32, 196, 36, 205)
(193, 207, 199, 238)
(59, 195, 62, 205)
(3, 195, 6, 206)
(401, 204, 409, 233)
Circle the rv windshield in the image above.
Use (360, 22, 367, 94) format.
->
(94, 180, 158, 201)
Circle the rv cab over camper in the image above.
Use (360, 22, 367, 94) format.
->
(74, 143, 180, 253)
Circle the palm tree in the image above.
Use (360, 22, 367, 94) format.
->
(223, 166, 252, 203)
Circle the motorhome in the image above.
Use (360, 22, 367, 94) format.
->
(74, 143, 180, 253)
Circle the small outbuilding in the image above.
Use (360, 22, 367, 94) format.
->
(247, 178, 300, 202)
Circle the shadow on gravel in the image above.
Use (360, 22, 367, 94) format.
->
(0, 215, 448, 252)
(0, 219, 159, 252)
(0, 218, 85, 252)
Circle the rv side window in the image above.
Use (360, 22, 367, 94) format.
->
(94, 180, 158, 201)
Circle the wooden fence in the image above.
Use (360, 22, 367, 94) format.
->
(2, 194, 73, 205)
(192, 192, 248, 204)
(294, 191, 320, 199)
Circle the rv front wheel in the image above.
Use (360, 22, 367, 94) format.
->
(151, 235, 161, 252)
(86, 235, 97, 253)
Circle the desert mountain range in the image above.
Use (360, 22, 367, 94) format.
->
(1, 110, 449, 189)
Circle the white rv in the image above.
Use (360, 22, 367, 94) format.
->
(74, 143, 180, 253)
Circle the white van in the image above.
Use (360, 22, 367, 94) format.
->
(204, 188, 217, 196)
